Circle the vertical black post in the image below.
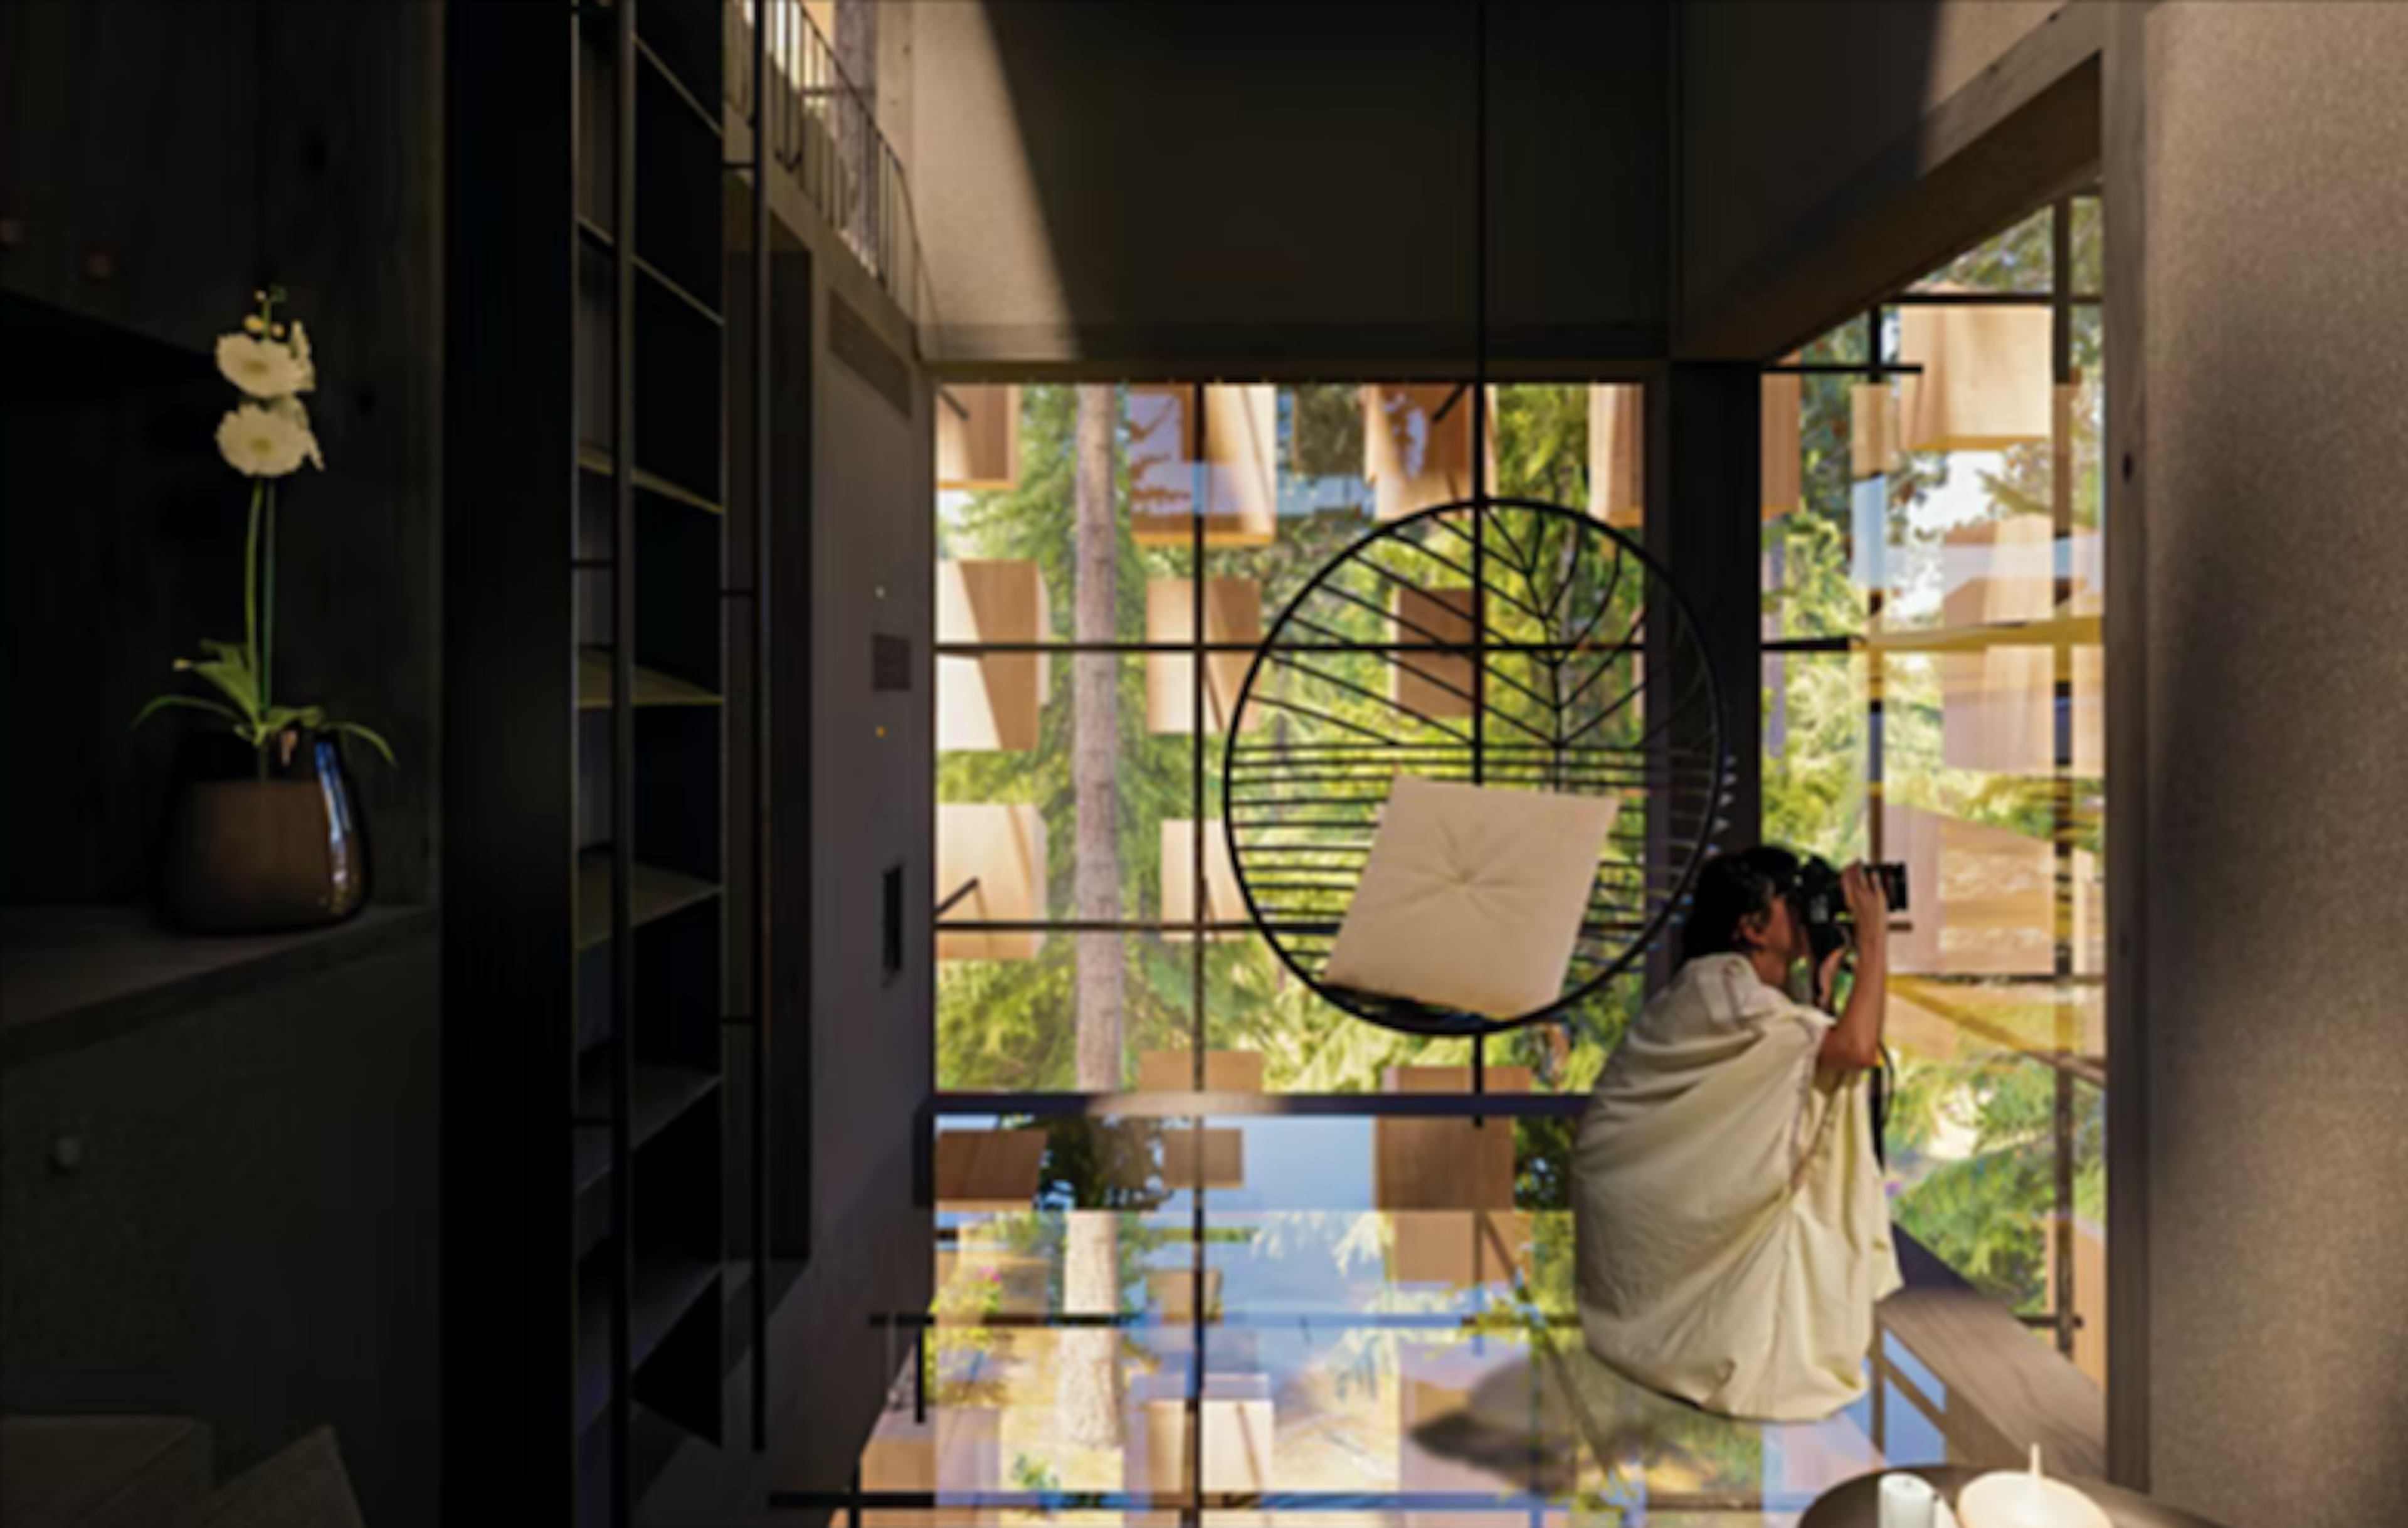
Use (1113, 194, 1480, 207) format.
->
(608, 4, 638, 1525)
(441, 3, 578, 1519)
(1862, 311, 1888, 879)
(1469, 0, 1489, 1103)
(1188, 381, 1210, 1521)
(2048, 197, 2079, 1362)
(749, 0, 774, 1450)
(1191, 383, 1208, 1090)
(1646, 366, 1761, 995)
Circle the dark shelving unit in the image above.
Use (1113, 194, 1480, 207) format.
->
(446, 2, 752, 1524)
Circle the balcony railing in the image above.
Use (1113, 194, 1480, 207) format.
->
(726, 0, 925, 324)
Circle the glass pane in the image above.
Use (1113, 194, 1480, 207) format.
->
(1761, 652, 1871, 865)
(2071, 194, 2104, 295)
(1875, 305, 2057, 631)
(1763, 368, 1876, 640)
(1908, 204, 2055, 293)
(1799, 320, 1873, 366)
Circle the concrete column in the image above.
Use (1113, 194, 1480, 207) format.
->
(2108, 6, 2408, 1520)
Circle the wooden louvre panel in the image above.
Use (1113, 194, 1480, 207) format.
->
(1146, 1266, 1226, 1323)
(1126, 384, 1279, 546)
(1159, 1126, 1245, 1190)
(1373, 1063, 1529, 1211)
(1134, 1049, 1267, 1092)
(1143, 578, 1262, 734)
(1851, 380, 1904, 480)
(1761, 369, 1803, 519)
(1159, 819, 1244, 941)
(1588, 382, 1644, 527)
(860, 1408, 1001, 1527)
(935, 383, 1020, 490)
(1131, 1375, 1275, 1495)
(1363, 383, 1497, 522)
(935, 803, 1047, 960)
(1389, 584, 1477, 722)
(1896, 292, 2054, 453)
(932, 1128, 1047, 1211)
(1878, 803, 2054, 977)
(936, 559, 1048, 751)
(1937, 516, 2103, 775)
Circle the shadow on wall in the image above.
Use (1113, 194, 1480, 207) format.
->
(1679, 3, 2096, 353)
(937, 0, 1672, 362)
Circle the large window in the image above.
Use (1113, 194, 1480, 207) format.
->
(1763, 196, 2108, 1383)
(934, 381, 1648, 1098)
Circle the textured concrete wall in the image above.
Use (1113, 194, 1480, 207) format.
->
(2128, 5, 2408, 1520)
(908, 0, 1668, 366)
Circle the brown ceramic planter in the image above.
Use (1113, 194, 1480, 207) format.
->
(158, 730, 370, 933)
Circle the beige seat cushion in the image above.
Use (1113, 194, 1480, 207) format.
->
(1323, 776, 1619, 1018)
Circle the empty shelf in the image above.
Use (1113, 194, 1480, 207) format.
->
(573, 1255, 719, 1434)
(576, 647, 721, 710)
(576, 442, 723, 515)
(572, 1062, 721, 1193)
(574, 853, 718, 951)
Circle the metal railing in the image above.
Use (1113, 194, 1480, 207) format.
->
(725, 0, 926, 323)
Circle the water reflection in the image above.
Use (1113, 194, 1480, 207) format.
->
(791, 1113, 2014, 1523)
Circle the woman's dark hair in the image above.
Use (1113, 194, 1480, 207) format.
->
(1680, 845, 1802, 964)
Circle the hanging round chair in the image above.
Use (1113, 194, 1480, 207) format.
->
(1222, 496, 1732, 1038)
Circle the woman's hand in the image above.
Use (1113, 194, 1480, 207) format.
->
(1841, 861, 1890, 948)
(1817, 863, 1891, 1073)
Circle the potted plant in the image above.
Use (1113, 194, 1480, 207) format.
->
(135, 286, 394, 932)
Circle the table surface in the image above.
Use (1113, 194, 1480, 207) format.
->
(1802, 1465, 2231, 1528)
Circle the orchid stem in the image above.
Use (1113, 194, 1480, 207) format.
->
(263, 482, 276, 718)
(244, 477, 265, 774)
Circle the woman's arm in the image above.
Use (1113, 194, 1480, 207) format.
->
(1816, 863, 1889, 1072)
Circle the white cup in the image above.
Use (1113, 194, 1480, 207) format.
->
(1880, 1472, 1940, 1528)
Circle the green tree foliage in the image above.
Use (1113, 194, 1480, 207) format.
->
(942, 383, 1652, 1092)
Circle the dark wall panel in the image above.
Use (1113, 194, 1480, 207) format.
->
(0, 0, 442, 905)
(0, 935, 441, 1527)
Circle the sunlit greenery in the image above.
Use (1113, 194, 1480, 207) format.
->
(940, 382, 1649, 1093)
(1766, 199, 2110, 1319)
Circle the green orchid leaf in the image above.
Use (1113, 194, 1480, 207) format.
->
(187, 659, 263, 719)
(329, 722, 399, 766)
(132, 694, 241, 732)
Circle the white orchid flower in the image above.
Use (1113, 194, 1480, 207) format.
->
(268, 395, 326, 470)
(217, 403, 316, 478)
(216, 332, 310, 400)
(287, 321, 317, 392)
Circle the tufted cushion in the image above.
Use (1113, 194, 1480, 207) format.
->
(1323, 776, 1619, 1019)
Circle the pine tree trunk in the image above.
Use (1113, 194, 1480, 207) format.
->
(1072, 382, 1122, 1091)
(1058, 382, 1124, 1453)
